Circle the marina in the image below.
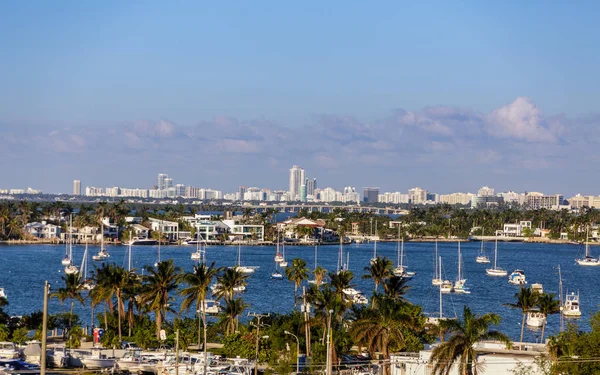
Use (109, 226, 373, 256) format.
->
(0, 240, 595, 342)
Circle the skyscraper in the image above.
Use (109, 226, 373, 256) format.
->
(158, 173, 168, 190)
(363, 187, 379, 203)
(73, 180, 81, 195)
(306, 178, 317, 196)
(164, 178, 174, 189)
(300, 184, 307, 202)
(289, 165, 305, 201)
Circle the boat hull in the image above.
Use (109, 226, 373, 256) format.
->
(486, 269, 507, 276)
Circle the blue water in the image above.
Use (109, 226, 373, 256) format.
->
(0, 241, 593, 342)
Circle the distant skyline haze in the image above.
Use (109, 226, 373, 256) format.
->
(0, 1, 599, 195)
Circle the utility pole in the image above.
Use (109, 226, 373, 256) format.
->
(249, 313, 270, 375)
(41, 281, 50, 375)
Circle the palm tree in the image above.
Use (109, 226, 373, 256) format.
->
(429, 305, 511, 375)
(219, 298, 248, 335)
(213, 268, 249, 302)
(504, 286, 538, 342)
(312, 266, 327, 287)
(350, 297, 420, 375)
(179, 262, 220, 351)
(285, 258, 309, 310)
(537, 292, 560, 342)
(141, 260, 181, 339)
(362, 256, 393, 292)
(382, 276, 411, 302)
(91, 264, 115, 330)
(329, 270, 354, 299)
(51, 273, 86, 333)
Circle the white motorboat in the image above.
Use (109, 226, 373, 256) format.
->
(23, 341, 42, 365)
(531, 283, 543, 294)
(343, 287, 362, 296)
(486, 238, 507, 276)
(526, 310, 545, 327)
(46, 344, 70, 368)
(81, 348, 116, 369)
(453, 242, 470, 294)
(576, 230, 600, 266)
(508, 269, 527, 285)
(476, 231, 491, 264)
(61, 256, 71, 266)
(0, 342, 20, 359)
(440, 280, 453, 294)
(0, 288, 6, 299)
(351, 294, 368, 305)
(199, 299, 221, 315)
(64, 264, 79, 275)
(562, 292, 581, 317)
(210, 283, 246, 293)
(432, 241, 443, 286)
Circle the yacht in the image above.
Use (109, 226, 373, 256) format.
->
(453, 242, 470, 294)
(576, 230, 600, 266)
(486, 239, 507, 276)
(199, 299, 221, 315)
(526, 310, 546, 327)
(46, 344, 70, 368)
(508, 269, 527, 285)
(476, 231, 491, 264)
(562, 292, 582, 317)
(432, 241, 443, 286)
(0, 342, 19, 359)
(350, 293, 368, 305)
(80, 348, 117, 369)
(531, 283, 543, 294)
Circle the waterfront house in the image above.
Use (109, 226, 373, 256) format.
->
(497, 221, 533, 237)
(222, 220, 265, 241)
(148, 218, 182, 241)
(195, 221, 230, 241)
(131, 224, 150, 239)
(24, 221, 61, 239)
(278, 217, 325, 241)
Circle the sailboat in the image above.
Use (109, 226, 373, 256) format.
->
(576, 228, 600, 266)
(393, 236, 415, 278)
(485, 238, 507, 276)
(453, 242, 470, 294)
(92, 223, 110, 261)
(61, 229, 71, 266)
(475, 230, 490, 264)
(370, 239, 377, 265)
(428, 259, 456, 326)
(154, 227, 161, 267)
(432, 240, 443, 286)
(81, 242, 95, 290)
(337, 235, 345, 273)
(439, 257, 453, 293)
(229, 244, 258, 273)
(274, 231, 284, 263)
(64, 216, 79, 275)
(270, 262, 284, 280)
(308, 244, 326, 285)
(279, 241, 288, 268)
(191, 229, 203, 261)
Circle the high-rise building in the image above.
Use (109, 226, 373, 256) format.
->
(408, 187, 428, 204)
(300, 184, 307, 202)
(164, 178, 174, 189)
(363, 187, 379, 203)
(158, 173, 168, 190)
(478, 186, 495, 197)
(73, 180, 81, 195)
(306, 178, 317, 196)
(289, 165, 305, 201)
(238, 186, 247, 201)
(175, 184, 186, 197)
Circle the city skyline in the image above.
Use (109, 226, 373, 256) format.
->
(1, 2, 600, 195)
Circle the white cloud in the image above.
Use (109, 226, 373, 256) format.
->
(487, 97, 556, 142)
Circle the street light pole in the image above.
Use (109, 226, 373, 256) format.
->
(326, 309, 333, 375)
(284, 331, 300, 374)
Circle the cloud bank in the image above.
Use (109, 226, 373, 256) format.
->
(1, 97, 598, 195)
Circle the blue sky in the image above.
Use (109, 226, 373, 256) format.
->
(1, 1, 599, 195)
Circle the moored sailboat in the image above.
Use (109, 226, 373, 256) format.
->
(453, 241, 469, 294)
(432, 240, 442, 286)
(476, 230, 491, 264)
(486, 238, 507, 276)
(576, 228, 600, 266)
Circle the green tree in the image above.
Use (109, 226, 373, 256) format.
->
(213, 268, 249, 302)
(140, 260, 181, 339)
(504, 286, 538, 343)
(179, 261, 220, 374)
(219, 298, 248, 335)
(429, 306, 511, 375)
(51, 273, 86, 334)
(537, 293, 560, 342)
(362, 256, 393, 293)
(285, 258, 309, 310)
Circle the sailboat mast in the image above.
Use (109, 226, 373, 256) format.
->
(314, 244, 318, 269)
(457, 241, 461, 281)
(434, 240, 439, 279)
(238, 244, 241, 266)
(400, 237, 404, 268)
(439, 256, 443, 319)
(558, 265, 564, 332)
(346, 252, 350, 270)
(69, 214, 73, 260)
(494, 238, 498, 269)
(128, 232, 132, 272)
